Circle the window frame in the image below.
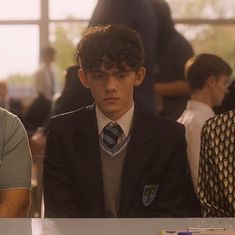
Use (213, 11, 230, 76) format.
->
(0, 1, 235, 57)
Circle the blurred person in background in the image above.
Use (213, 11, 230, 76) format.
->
(22, 46, 57, 134)
(178, 53, 232, 191)
(35, 46, 57, 101)
(0, 80, 23, 118)
(21, 47, 58, 217)
(89, 0, 159, 115)
(152, 0, 193, 120)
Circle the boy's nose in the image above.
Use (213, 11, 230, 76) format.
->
(105, 77, 116, 90)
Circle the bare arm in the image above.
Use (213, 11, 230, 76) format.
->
(155, 80, 190, 97)
(0, 189, 30, 217)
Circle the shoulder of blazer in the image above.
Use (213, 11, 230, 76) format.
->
(133, 109, 185, 137)
(48, 104, 95, 128)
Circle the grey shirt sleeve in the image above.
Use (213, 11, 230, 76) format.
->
(0, 108, 32, 189)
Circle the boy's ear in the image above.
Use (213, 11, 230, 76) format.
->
(78, 69, 89, 88)
(134, 67, 146, 87)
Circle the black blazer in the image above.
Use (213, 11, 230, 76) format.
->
(43, 105, 200, 217)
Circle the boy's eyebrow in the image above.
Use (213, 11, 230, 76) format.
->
(88, 69, 105, 73)
(88, 68, 132, 73)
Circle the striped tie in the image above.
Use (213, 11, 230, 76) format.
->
(103, 123, 123, 150)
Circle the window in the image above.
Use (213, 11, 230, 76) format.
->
(0, 0, 234, 108)
(0, 0, 40, 20)
(176, 24, 235, 69)
(50, 0, 97, 20)
(0, 26, 38, 79)
(166, 0, 235, 19)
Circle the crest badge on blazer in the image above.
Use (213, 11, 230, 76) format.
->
(143, 184, 158, 206)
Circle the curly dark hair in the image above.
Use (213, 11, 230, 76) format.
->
(76, 24, 145, 72)
(185, 53, 233, 91)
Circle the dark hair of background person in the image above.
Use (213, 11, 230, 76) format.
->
(186, 53, 232, 91)
(53, 65, 94, 115)
(40, 46, 56, 63)
(76, 24, 145, 72)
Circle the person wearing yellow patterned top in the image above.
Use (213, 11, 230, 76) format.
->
(198, 110, 235, 217)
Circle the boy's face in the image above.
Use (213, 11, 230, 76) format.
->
(79, 65, 145, 120)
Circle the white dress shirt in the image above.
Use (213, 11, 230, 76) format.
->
(35, 64, 58, 100)
(177, 100, 215, 191)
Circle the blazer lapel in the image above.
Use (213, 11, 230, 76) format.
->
(74, 106, 105, 216)
(119, 111, 157, 216)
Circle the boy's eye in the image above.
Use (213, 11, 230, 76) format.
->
(117, 73, 127, 78)
(93, 73, 105, 79)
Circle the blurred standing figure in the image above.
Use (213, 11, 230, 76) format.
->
(35, 46, 57, 100)
(152, 0, 194, 120)
(23, 46, 57, 133)
(89, 0, 159, 115)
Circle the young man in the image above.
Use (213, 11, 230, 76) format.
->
(178, 53, 232, 191)
(43, 25, 199, 218)
(198, 109, 235, 217)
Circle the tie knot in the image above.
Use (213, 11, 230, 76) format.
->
(103, 122, 123, 150)
(104, 122, 122, 136)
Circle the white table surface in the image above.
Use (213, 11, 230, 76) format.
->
(1, 218, 235, 235)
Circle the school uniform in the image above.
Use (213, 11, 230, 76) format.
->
(43, 104, 200, 217)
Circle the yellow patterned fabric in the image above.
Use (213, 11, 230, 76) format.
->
(197, 110, 235, 217)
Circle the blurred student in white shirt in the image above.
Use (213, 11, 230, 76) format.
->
(178, 53, 232, 191)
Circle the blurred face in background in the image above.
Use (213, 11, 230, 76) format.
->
(210, 74, 229, 107)
(0, 81, 8, 98)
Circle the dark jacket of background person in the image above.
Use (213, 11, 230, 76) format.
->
(89, 0, 159, 115)
(53, 65, 93, 115)
(22, 94, 51, 134)
(152, 0, 194, 120)
(43, 105, 201, 218)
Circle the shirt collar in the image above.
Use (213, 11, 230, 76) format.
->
(96, 103, 134, 137)
(187, 100, 215, 116)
